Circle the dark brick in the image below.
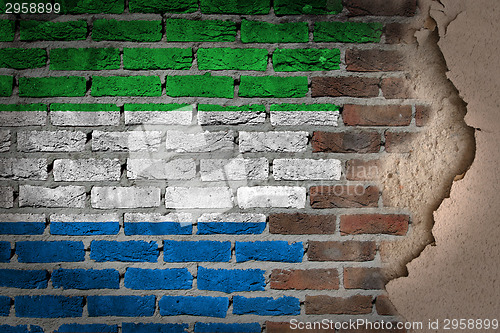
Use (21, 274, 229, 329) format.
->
(308, 241, 376, 261)
(305, 295, 372, 314)
(416, 105, 431, 127)
(385, 23, 417, 44)
(0, 49, 47, 69)
(20, 21, 87, 41)
(344, 0, 417, 16)
(346, 159, 381, 181)
(311, 76, 379, 97)
(269, 213, 336, 234)
(266, 322, 332, 333)
(381, 77, 415, 99)
(344, 267, 385, 289)
(376, 295, 399, 315)
(343, 105, 412, 126)
(346, 49, 406, 72)
(340, 214, 410, 235)
(385, 131, 418, 153)
(312, 131, 381, 153)
(270, 269, 339, 290)
(310, 185, 379, 208)
(130, 0, 197, 13)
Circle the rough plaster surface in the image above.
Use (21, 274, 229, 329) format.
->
(388, 0, 500, 328)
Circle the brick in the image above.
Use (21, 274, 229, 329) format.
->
(239, 131, 308, 153)
(159, 296, 228, 318)
(50, 213, 120, 236)
(0, 214, 45, 235)
(0, 269, 49, 289)
(340, 214, 410, 235)
(127, 159, 195, 180)
(93, 19, 161, 42)
(346, 49, 405, 72)
(0, 20, 14, 42)
(19, 185, 86, 208)
(0, 104, 46, 126)
(274, 159, 341, 180)
(166, 74, 234, 98)
(124, 213, 193, 236)
(233, 296, 300, 316)
(0, 76, 13, 96)
(339, 325, 407, 333)
(238, 186, 306, 209)
(53, 159, 120, 182)
(310, 185, 379, 208)
(270, 269, 339, 290)
(59, 0, 124, 13)
(273, 49, 341, 71)
(269, 213, 336, 234)
(198, 48, 268, 71)
(385, 131, 418, 153)
(346, 159, 381, 181)
(90, 241, 158, 262)
(91, 187, 160, 209)
(130, 0, 197, 13)
(200, 0, 270, 14)
(18, 130, 85, 152)
(200, 158, 268, 181)
(92, 76, 161, 97)
(235, 241, 303, 262)
(239, 76, 308, 98)
(50, 103, 120, 126)
(376, 295, 398, 316)
(344, 0, 417, 16)
(344, 267, 385, 289)
(163, 240, 231, 262)
(16, 241, 84, 263)
(198, 267, 265, 293)
(312, 131, 381, 153)
(385, 23, 417, 44)
(198, 104, 265, 125)
(314, 22, 383, 43)
(166, 130, 235, 152)
(20, 21, 87, 41)
(0, 48, 46, 69)
(0, 187, 13, 208)
(52, 269, 119, 290)
(0, 325, 44, 332)
(197, 213, 266, 235)
(311, 76, 379, 97)
(416, 105, 431, 127)
(344, 105, 412, 126)
(124, 268, 192, 290)
(124, 48, 192, 70)
(270, 103, 340, 126)
(0, 296, 10, 316)
(0, 158, 47, 180)
(305, 295, 372, 314)
(274, 0, 342, 14)
(241, 20, 308, 43)
(266, 322, 331, 333)
(0, 242, 10, 262)
(0, 130, 10, 152)
(15, 296, 83, 318)
(56, 324, 118, 333)
(50, 48, 119, 70)
(308, 241, 376, 261)
(195, 323, 261, 333)
(88, 296, 155, 317)
(92, 131, 162, 152)
(19, 77, 86, 97)
(125, 103, 192, 125)
(381, 77, 414, 99)
(123, 323, 187, 333)
(165, 187, 233, 209)
(166, 19, 237, 42)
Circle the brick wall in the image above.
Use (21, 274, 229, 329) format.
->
(0, 0, 421, 331)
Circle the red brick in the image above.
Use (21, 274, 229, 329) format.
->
(415, 105, 431, 127)
(340, 214, 409, 235)
(311, 76, 379, 97)
(376, 295, 399, 316)
(266, 322, 332, 333)
(312, 131, 381, 153)
(308, 241, 376, 261)
(344, 267, 385, 289)
(381, 77, 415, 99)
(310, 185, 379, 208)
(384, 23, 417, 44)
(346, 159, 380, 181)
(270, 269, 339, 290)
(346, 49, 405, 72)
(269, 213, 336, 234)
(343, 105, 412, 126)
(305, 295, 373, 315)
(385, 131, 418, 153)
(340, 325, 407, 333)
(344, 0, 417, 17)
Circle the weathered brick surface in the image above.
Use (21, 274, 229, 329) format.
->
(166, 130, 235, 152)
(381, 77, 415, 99)
(312, 131, 381, 153)
(130, 0, 197, 13)
(269, 213, 336, 234)
(273, 159, 342, 180)
(416, 105, 432, 127)
(376, 295, 399, 316)
(308, 241, 376, 261)
(239, 76, 308, 98)
(270, 103, 340, 126)
(346, 159, 381, 180)
(93, 20, 162, 42)
(127, 159, 196, 180)
(0, 158, 47, 180)
(344, 0, 417, 16)
(19, 185, 86, 208)
(20, 21, 87, 41)
(310, 185, 380, 208)
(340, 214, 410, 235)
(198, 48, 268, 71)
(92, 131, 162, 152)
(311, 76, 380, 97)
(239, 131, 308, 153)
(166, 19, 237, 42)
(18, 131, 86, 152)
(0, 48, 47, 69)
(50, 48, 120, 71)
(0, 76, 13, 97)
(385, 131, 418, 153)
(270, 269, 339, 290)
(0, 130, 10, 152)
(53, 159, 121, 182)
(0, 187, 13, 208)
(198, 104, 266, 125)
(50, 104, 120, 126)
(200, 158, 268, 181)
(124, 103, 192, 125)
(201, 0, 270, 14)
(305, 295, 373, 314)
(241, 21, 308, 43)
(91, 187, 160, 209)
(314, 22, 383, 43)
(344, 267, 385, 289)
(346, 49, 406, 72)
(274, 0, 342, 15)
(124, 48, 192, 70)
(19, 77, 86, 97)
(237, 186, 306, 209)
(165, 187, 233, 209)
(343, 105, 412, 126)
(167, 74, 234, 98)
(0, 20, 15, 42)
